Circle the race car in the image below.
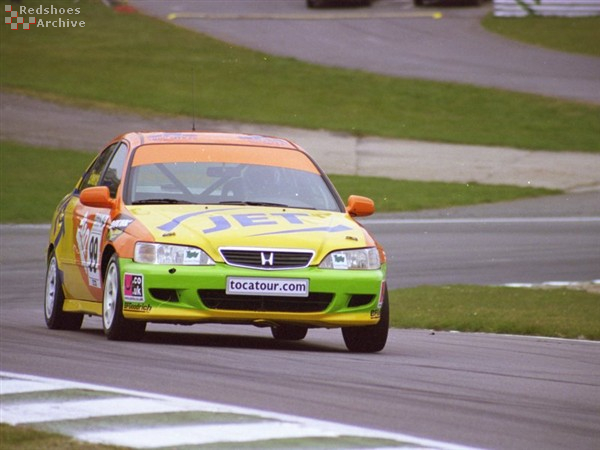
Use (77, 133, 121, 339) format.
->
(44, 132, 388, 352)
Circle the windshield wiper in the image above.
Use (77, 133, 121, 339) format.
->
(218, 201, 289, 207)
(132, 198, 194, 205)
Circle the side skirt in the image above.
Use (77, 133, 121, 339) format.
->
(63, 299, 102, 316)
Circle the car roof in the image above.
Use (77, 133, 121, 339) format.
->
(115, 131, 303, 151)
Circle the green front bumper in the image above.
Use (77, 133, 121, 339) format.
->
(119, 258, 386, 328)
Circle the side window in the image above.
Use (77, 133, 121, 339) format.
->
(79, 143, 119, 192)
(99, 143, 128, 197)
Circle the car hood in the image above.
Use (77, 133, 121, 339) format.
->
(125, 205, 374, 263)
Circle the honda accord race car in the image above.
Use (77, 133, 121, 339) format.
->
(45, 132, 388, 352)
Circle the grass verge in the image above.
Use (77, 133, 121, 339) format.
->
(0, 423, 121, 450)
(482, 15, 600, 57)
(0, 143, 92, 223)
(0, 142, 559, 223)
(389, 285, 600, 340)
(329, 174, 557, 213)
(1, 0, 599, 152)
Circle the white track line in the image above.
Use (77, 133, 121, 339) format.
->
(1, 371, 481, 450)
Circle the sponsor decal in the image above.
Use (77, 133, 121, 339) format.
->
(183, 249, 202, 265)
(76, 212, 109, 288)
(227, 277, 309, 297)
(110, 218, 133, 230)
(158, 210, 352, 236)
(124, 303, 152, 313)
(107, 217, 133, 241)
(251, 224, 352, 237)
(238, 134, 293, 147)
(332, 253, 348, 269)
(146, 132, 202, 143)
(157, 207, 242, 233)
(123, 273, 144, 302)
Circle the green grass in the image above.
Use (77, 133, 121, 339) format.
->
(389, 285, 600, 340)
(329, 174, 556, 213)
(0, 142, 559, 223)
(482, 15, 600, 57)
(1, 0, 599, 153)
(0, 143, 91, 223)
(0, 423, 122, 450)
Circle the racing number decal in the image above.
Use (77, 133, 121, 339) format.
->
(76, 212, 109, 288)
(89, 235, 99, 275)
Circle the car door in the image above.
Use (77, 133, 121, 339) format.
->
(61, 142, 128, 303)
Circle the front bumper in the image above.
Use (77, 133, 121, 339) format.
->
(119, 258, 386, 328)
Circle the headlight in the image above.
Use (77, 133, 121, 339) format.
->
(134, 242, 215, 265)
(319, 247, 380, 270)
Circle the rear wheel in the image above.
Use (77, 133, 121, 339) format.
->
(271, 324, 308, 341)
(342, 287, 389, 353)
(44, 251, 83, 330)
(103, 254, 146, 341)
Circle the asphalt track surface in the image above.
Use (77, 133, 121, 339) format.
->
(2, 2, 600, 449)
(1, 228, 599, 449)
(128, 0, 600, 104)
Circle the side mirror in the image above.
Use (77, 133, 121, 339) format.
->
(346, 195, 374, 217)
(80, 186, 115, 209)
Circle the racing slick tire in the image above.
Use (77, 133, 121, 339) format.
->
(342, 286, 389, 353)
(103, 254, 146, 341)
(271, 324, 308, 341)
(44, 250, 84, 330)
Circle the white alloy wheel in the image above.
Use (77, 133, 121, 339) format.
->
(45, 256, 58, 321)
(102, 254, 146, 341)
(44, 250, 83, 330)
(103, 260, 119, 330)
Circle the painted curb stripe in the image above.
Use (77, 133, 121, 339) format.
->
(79, 421, 340, 448)
(1, 371, 481, 450)
(1, 397, 203, 424)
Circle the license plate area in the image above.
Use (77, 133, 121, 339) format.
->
(226, 277, 309, 297)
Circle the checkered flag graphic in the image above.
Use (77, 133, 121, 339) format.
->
(5, 5, 36, 30)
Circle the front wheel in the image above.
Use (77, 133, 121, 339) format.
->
(342, 286, 389, 353)
(44, 251, 83, 330)
(103, 254, 146, 341)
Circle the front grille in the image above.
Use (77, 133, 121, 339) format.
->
(219, 248, 314, 270)
(198, 290, 333, 313)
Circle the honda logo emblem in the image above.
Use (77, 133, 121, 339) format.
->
(260, 252, 274, 266)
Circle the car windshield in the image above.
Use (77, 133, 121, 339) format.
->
(124, 144, 341, 211)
